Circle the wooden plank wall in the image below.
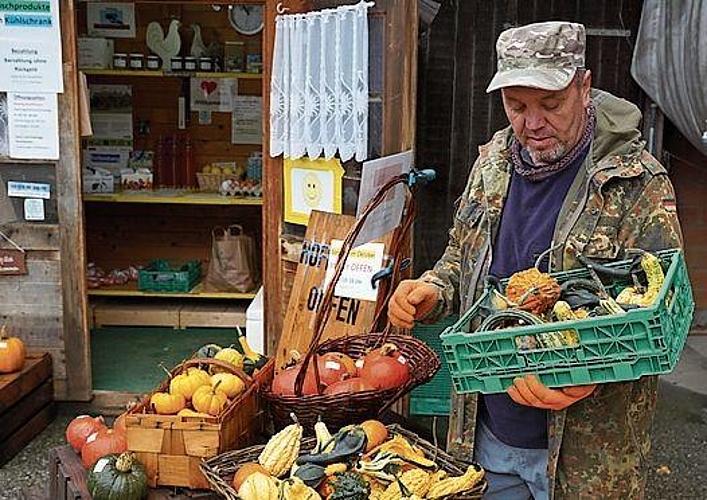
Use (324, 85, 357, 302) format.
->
(75, 3, 263, 170)
(414, 0, 645, 272)
(0, 223, 67, 396)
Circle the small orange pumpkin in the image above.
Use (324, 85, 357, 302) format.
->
(169, 372, 208, 400)
(192, 384, 228, 415)
(0, 326, 26, 374)
(150, 392, 186, 415)
(81, 428, 127, 468)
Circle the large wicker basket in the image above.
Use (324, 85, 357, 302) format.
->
(124, 357, 274, 489)
(200, 423, 487, 500)
(264, 174, 441, 431)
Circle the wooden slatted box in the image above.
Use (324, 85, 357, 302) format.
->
(0, 352, 54, 467)
(125, 358, 274, 489)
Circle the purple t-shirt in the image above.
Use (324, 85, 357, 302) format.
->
(479, 144, 589, 449)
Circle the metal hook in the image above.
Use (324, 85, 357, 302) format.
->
(276, 2, 290, 14)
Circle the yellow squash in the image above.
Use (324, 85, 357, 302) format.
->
(192, 384, 228, 415)
(150, 392, 185, 415)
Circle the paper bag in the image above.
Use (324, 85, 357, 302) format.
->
(203, 225, 259, 292)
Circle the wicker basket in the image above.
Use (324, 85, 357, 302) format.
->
(200, 423, 487, 500)
(264, 174, 441, 431)
(197, 172, 232, 192)
(125, 357, 274, 489)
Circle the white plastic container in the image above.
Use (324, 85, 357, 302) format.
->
(246, 286, 264, 353)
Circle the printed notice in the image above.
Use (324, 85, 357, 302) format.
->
(0, 0, 63, 92)
(231, 95, 262, 144)
(8, 92, 58, 159)
(323, 240, 385, 302)
(8, 180, 50, 199)
(23, 197, 44, 220)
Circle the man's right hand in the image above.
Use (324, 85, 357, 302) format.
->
(388, 280, 440, 329)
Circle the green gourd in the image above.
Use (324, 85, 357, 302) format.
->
(87, 452, 148, 500)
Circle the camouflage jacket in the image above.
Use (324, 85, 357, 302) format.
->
(420, 89, 683, 499)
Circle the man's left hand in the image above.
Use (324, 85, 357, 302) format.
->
(507, 374, 596, 411)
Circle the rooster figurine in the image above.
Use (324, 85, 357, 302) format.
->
(146, 19, 181, 70)
(190, 23, 207, 59)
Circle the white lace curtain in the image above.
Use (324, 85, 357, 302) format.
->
(270, 1, 373, 162)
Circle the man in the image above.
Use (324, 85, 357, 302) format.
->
(388, 21, 682, 499)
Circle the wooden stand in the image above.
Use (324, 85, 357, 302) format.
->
(0, 352, 55, 467)
(48, 445, 219, 500)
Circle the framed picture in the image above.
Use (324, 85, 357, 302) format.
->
(284, 157, 344, 225)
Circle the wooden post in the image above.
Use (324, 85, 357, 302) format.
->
(57, 0, 91, 400)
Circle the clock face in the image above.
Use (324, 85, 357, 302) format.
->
(229, 4, 264, 36)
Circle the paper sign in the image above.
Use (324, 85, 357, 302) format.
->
(324, 239, 385, 302)
(24, 198, 44, 220)
(0, 249, 27, 275)
(0, 0, 63, 92)
(355, 150, 412, 245)
(8, 181, 50, 199)
(0, 93, 8, 156)
(231, 95, 262, 144)
(86, 2, 135, 38)
(8, 92, 59, 159)
(190, 77, 238, 112)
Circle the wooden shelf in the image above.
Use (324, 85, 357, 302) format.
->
(83, 191, 263, 206)
(82, 69, 262, 79)
(88, 281, 257, 300)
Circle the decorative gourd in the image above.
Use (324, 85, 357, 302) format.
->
(238, 331, 268, 371)
(196, 343, 222, 358)
(210, 372, 245, 398)
(505, 267, 560, 314)
(169, 372, 208, 400)
(0, 326, 26, 374)
(66, 415, 107, 452)
(426, 464, 485, 499)
(232, 462, 270, 490)
(359, 343, 410, 391)
(192, 384, 228, 415)
(212, 347, 244, 372)
(318, 471, 370, 500)
(380, 468, 432, 500)
(150, 392, 186, 415)
(238, 471, 279, 500)
(281, 476, 322, 500)
(87, 452, 148, 500)
(360, 420, 388, 452)
(258, 413, 302, 477)
(81, 428, 128, 469)
(185, 367, 211, 386)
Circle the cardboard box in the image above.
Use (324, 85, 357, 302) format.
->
(120, 169, 153, 190)
(82, 166, 115, 193)
(77, 37, 114, 69)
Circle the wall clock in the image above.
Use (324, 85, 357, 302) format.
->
(228, 4, 264, 36)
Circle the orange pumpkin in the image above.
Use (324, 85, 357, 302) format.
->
(150, 392, 186, 415)
(81, 428, 127, 468)
(192, 384, 228, 415)
(0, 327, 26, 374)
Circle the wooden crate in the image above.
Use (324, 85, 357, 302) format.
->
(48, 445, 220, 499)
(0, 352, 55, 467)
(125, 358, 274, 489)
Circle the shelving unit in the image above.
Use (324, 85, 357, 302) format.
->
(78, 0, 265, 340)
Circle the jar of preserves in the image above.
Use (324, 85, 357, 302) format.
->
(146, 55, 160, 70)
(170, 56, 183, 71)
(184, 56, 197, 71)
(112, 53, 128, 69)
(198, 57, 213, 72)
(129, 53, 144, 69)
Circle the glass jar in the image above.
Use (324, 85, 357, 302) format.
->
(112, 53, 128, 69)
(146, 55, 160, 70)
(184, 56, 197, 71)
(129, 53, 144, 70)
(198, 57, 213, 72)
(170, 56, 183, 71)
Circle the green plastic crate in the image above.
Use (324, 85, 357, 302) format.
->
(410, 316, 457, 415)
(137, 259, 202, 293)
(440, 249, 694, 394)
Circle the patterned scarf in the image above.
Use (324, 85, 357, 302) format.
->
(511, 104, 596, 182)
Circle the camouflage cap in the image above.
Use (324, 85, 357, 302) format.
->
(486, 21, 586, 93)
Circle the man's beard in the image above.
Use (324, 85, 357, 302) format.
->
(526, 141, 568, 166)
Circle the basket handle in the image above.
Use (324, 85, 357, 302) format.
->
(295, 173, 417, 395)
(179, 357, 254, 386)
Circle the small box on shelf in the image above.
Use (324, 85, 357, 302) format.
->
(82, 166, 115, 194)
(78, 37, 114, 69)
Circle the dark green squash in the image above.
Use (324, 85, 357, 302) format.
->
(87, 452, 148, 500)
(195, 343, 223, 358)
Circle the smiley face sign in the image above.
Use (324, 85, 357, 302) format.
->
(284, 158, 344, 225)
